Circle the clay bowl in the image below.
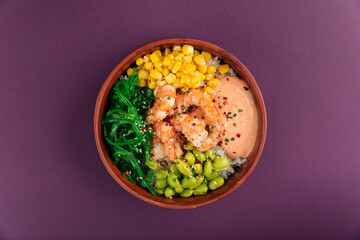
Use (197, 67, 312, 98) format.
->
(94, 38, 267, 209)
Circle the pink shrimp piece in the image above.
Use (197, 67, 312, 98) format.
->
(188, 108, 206, 126)
(151, 136, 166, 161)
(174, 89, 222, 151)
(152, 121, 183, 161)
(175, 89, 219, 125)
(146, 84, 176, 124)
(197, 122, 222, 152)
(171, 114, 208, 148)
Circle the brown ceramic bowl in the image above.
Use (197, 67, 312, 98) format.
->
(94, 38, 267, 209)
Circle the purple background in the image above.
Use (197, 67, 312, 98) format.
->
(1, 1, 359, 239)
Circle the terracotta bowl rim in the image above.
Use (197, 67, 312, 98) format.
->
(94, 38, 267, 209)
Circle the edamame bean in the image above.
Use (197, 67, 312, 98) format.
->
(209, 177, 225, 190)
(184, 152, 196, 166)
(189, 175, 204, 189)
(164, 186, 175, 198)
(205, 150, 216, 161)
(180, 189, 194, 198)
(155, 188, 164, 195)
(155, 179, 168, 189)
(206, 171, 218, 181)
(167, 172, 180, 188)
(193, 150, 206, 162)
(175, 186, 184, 193)
(169, 164, 182, 179)
(155, 168, 168, 179)
(181, 176, 198, 188)
(184, 141, 194, 150)
(193, 163, 203, 175)
(146, 160, 159, 170)
(204, 161, 213, 177)
(194, 183, 208, 195)
(176, 159, 191, 176)
(213, 157, 231, 172)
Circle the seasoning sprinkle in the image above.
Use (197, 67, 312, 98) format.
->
(225, 139, 229, 142)
(231, 138, 235, 141)
(238, 109, 243, 112)
(233, 123, 237, 127)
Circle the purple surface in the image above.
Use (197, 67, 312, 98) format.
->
(1, 1, 359, 239)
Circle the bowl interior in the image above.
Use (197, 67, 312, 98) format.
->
(94, 38, 267, 209)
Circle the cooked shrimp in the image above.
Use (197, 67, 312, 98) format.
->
(151, 136, 166, 161)
(146, 84, 176, 124)
(174, 89, 223, 151)
(188, 107, 206, 126)
(171, 114, 208, 148)
(152, 121, 183, 161)
(174, 89, 219, 125)
(197, 122, 222, 152)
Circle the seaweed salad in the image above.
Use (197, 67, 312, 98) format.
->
(102, 71, 158, 195)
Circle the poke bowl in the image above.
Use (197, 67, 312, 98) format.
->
(94, 38, 266, 209)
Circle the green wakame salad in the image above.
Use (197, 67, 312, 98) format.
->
(102, 71, 159, 195)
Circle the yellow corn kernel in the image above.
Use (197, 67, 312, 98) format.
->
(143, 54, 150, 63)
(171, 60, 182, 73)
(165, 73, 176, 84)
(174, 53, 185, 61)
(181, 75, 190, 84)
(172, 78, 183, 88)
(144, 62, 153, 70)
(219, 64, 230, 74)
(190, 72, 200, 82)
(192, 79, 201, 88)
(195, 71, 206, 81)
(148, 79, 156, 89)
(137, 79, 147, 87)
(157, 79, 166, 86)
(182, 45, 194, 56)
(182, 63, 196, 74)
(207, 65, 216, 74)
(207, 78, 219, 87)
(169, 59, 175, 70)
(176, 72, 183, 78)
(150, 53, 160, 63)
(162, 68, 170, 77)
(201, 51, 212, 62)
(178, 63, 185, 72)
(154, 61, 163, 69)
(136, 58, 144, 66)
(164, 48, 171, 55)
(194, 50, 200, 55)
(172, 50, 179, 56)
(173, 46, 181, 51)
(205, 74, 214, 81)
(163, 55, 172, 66)
(150, 70, 162, 80)
(126, 68, 133, 77)
(197, 65, 207, 74)
(205, 86, 215, 95)
(183, 55, 192, 63)
(138, 69, 149, 79)
(193, 55, 206, 66)
(153, 50, 162, 57)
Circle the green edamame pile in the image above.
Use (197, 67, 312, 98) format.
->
(154, 143, 231, 198)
